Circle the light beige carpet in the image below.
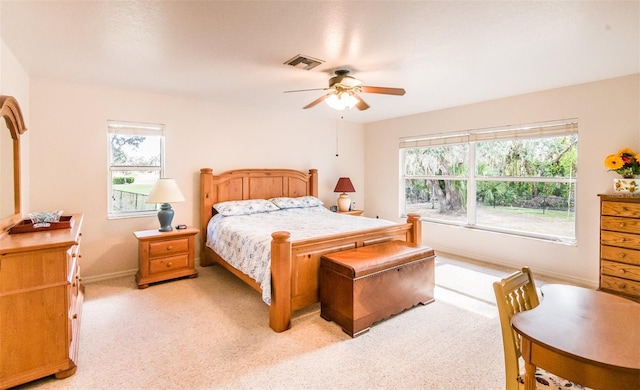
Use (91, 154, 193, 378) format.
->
(14, 257, 524, 390)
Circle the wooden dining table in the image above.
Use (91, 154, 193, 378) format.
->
(511, 284, 640, 390)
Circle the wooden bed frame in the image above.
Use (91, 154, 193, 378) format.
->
(199, 168, 422, 332)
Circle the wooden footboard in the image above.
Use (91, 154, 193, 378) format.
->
(199, 167, 423, 332)
(269, 214, 421, 332)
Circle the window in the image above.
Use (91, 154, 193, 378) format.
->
(400, 119, 578, 244)
(107, 121, 165, 218)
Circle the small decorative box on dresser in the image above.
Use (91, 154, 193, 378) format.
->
(0, 213, 84, 389)
(598, 194, 640, 302)
(134, 227, 199, 289)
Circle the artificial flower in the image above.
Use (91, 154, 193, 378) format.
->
(604, 148, 640, 178)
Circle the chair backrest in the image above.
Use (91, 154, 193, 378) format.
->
(492, 267, 540, 390)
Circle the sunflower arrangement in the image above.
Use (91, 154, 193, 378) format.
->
(604, 147, 640, 178)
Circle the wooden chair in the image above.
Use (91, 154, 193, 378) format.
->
(493, 267, 589, 390)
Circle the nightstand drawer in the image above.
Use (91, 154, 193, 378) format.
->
(134, 227, 198, 289)
(148, 238, 189, 258)
(149, 254, 189, 274)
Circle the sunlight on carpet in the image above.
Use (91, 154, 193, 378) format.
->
(434, 263, 502, 319)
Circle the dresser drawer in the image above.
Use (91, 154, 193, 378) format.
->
(600, 274, 640, 300)
(600, 216, 640, 233)
(149, 254, 189, 275)
(600, 230, 640, 250)
(602, 200, 640, 218)
(600, 245, 640, 266)
(148, 238, 189, 258)
(601, 260, 640, 282)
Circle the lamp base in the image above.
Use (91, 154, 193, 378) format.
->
(157, 203, 174, 232)
(337, 193, 351, 212)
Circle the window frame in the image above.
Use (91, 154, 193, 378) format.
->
(400, 119, 578, 244)
(107, 120, 165, 219)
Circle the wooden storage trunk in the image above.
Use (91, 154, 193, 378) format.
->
(320, 240, 435, 337)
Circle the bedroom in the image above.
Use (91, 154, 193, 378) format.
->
(1, 0, 637, 286)
(0, 1, 639, 387)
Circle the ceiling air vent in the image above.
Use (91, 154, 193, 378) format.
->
(284, 54, 324, 70)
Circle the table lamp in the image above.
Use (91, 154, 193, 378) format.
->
(146, 178, 185, 232)
(334, 177, 355, 212)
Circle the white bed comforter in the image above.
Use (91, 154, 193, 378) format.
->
(206, 206, 395, 304)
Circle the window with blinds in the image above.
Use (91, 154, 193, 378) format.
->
(107, 120, 165, 218)
(400, 119, 578, 244)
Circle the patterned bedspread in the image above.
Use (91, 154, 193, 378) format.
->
(206, 206, 395, 304)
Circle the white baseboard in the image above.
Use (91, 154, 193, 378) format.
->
(82, 269, 137, 284)
(82, 257, 204, 284)
(434, 248, 598, 289)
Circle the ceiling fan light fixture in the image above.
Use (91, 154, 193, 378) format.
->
(325, 92, 358, 110)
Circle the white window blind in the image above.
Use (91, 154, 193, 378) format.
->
(399, 119, 578, 149)
(107, 120, 165, 137)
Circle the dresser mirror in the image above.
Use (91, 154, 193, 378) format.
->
(0, 96, 27, 232)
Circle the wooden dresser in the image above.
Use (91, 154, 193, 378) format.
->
(0, 213, 84, 389)
(598, 195, 640, 301)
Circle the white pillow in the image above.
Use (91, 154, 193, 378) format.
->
(269, 196, 323, 209)
(213, 199, 280, 216)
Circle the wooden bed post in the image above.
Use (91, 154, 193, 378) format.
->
(407, 214, 422, 245)
(200, 168, 215, 266)
(308, 169, 318, 197)
(270, 231, 292, 332)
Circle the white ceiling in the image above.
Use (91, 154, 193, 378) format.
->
(1, 1, 638, 123)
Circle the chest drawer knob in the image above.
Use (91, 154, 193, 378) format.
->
(619, 222, 626, 228)
(166, 245, 173, 251)
(167, 262, 173, 267)
(618, 252, 626, 258)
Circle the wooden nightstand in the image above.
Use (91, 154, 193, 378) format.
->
(134, 227, 199, 289)
(338, 209, 364, 216)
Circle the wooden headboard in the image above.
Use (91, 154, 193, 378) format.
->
(199, 168, 318, 243)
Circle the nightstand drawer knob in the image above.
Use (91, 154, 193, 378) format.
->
(166, 245, 173, 250)
(167, 262, 173, 267)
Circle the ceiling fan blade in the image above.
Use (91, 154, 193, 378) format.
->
(284, 88, 329, 93)
(303, 93, 334, 109)
(353, 94, 370, 111)
(360, 86, 406, 96)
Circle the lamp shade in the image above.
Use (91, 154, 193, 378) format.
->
(325, 92, 358, 110)
(146, 178, 185, 232)
(334, 177, 355, 193)
(146, 178, 185, 204)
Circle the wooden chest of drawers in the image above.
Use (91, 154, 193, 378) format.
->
(0, 213, 84, 389)
(134, 227, 198, 289)
(598, 194, 640, 301)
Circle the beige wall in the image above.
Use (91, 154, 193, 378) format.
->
(365, 74, 640, 286)
(24, 79, 365, 280)
(4, 26, 640, 285)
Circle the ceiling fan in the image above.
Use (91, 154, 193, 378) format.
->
(284, 70, 406, 111)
